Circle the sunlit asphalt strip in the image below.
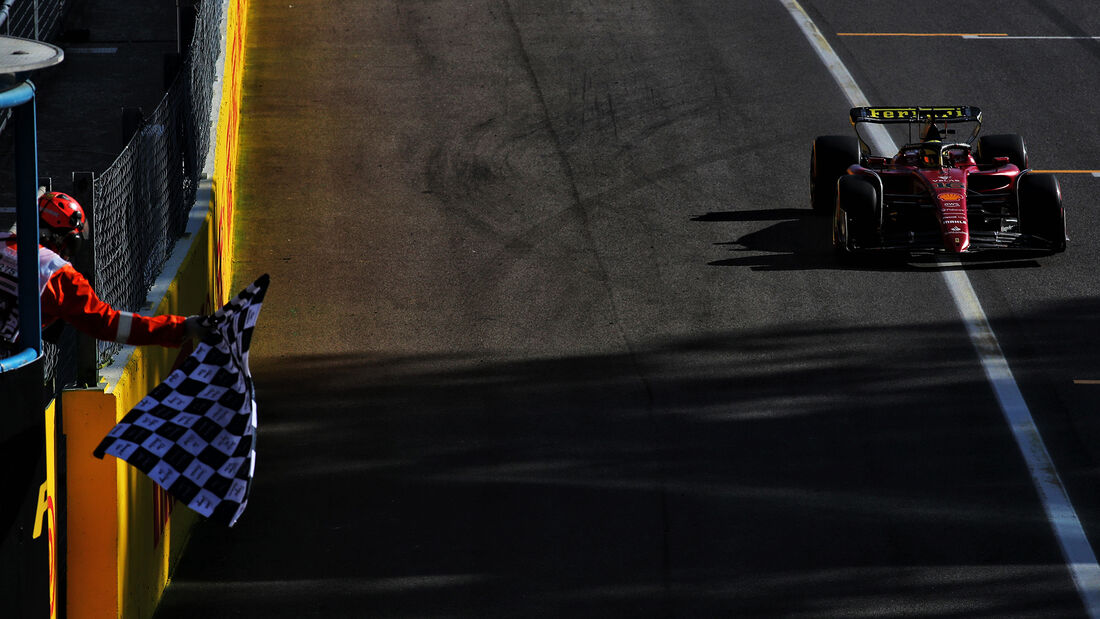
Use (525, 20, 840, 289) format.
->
(780, 1, 1100, 615)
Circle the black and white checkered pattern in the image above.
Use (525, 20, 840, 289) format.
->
(94, 274, 269, 527)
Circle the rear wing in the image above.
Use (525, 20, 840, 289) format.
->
(849, 106, 983, 154)
(850, 106, 982, 124)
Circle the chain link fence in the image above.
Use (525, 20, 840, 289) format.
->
(90, 0, 221, 368)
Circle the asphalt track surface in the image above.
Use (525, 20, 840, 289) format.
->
(155, 1, 1100, 617)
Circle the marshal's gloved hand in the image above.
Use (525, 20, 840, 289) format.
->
(183, 314, 217, 341)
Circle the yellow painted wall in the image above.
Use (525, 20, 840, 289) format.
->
(63, 389, 119, 619)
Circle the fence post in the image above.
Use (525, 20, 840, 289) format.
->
(70, 171, 96, 387)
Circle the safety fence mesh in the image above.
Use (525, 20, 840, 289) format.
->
(90, 0, 221, 368)
(2, 0, 69, 41)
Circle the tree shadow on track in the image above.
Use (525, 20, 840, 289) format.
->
(694, 208, 1045, 272)
(152, 308, 1100, 619)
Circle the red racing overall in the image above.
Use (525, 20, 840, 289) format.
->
(0, 233, 186, 348)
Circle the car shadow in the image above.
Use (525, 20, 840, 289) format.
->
(694, 208, 1044, 271)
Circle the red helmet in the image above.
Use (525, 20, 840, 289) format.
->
(39, 192, 85, 233)
(38, 192, 86, 258)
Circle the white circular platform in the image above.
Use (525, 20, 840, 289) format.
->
(0, 36, 63, 74)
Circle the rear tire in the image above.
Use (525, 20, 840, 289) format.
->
(976, 134, 1028, 169)
(834, 175, 879, 256)
(1018, 173, 1066, 252)
(811, 135, 860, 215)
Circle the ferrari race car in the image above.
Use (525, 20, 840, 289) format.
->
(811, 106, 1067, 256)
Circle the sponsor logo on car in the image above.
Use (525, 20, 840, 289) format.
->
(937, 192, 964, 201)
(864, 106, 966, 120)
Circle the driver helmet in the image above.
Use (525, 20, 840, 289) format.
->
(919, 143, 944, 168)
(38, 191, 86, 259)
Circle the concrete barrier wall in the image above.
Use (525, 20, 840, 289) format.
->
(60, 0, 250, 616)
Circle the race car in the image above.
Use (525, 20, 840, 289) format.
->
(811, 106, 1066, 257)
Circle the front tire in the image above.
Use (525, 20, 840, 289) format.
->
(1018, 173, 1066, 252)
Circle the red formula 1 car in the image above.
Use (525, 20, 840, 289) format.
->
(811, 106, 1066, 257)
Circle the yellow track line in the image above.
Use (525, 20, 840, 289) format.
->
(1074, 380, 1100, 385)
(837, 32, 1007, 37)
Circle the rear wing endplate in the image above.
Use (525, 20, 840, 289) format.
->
(850, 106, 982, 124)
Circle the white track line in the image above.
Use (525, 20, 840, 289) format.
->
(780, 1, 1100, 614)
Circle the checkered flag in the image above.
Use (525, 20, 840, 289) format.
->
(94, 274, 270, 527)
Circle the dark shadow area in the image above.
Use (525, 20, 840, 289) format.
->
(153, 300, 1100, 618)
(695, 208, 840, 271)
(692, 208, 810, 223)
(696, 208, 1047, 272)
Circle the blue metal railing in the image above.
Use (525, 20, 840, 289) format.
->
(0, 79, 41, 372)
(0, 345, 36, 371)
(0, 1, 14, 31)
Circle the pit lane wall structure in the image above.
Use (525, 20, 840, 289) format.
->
(59, 0, 249, 617)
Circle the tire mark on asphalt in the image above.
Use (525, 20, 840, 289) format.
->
(1025, 0, 1100, 64)
(498, 0, 672, 611)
